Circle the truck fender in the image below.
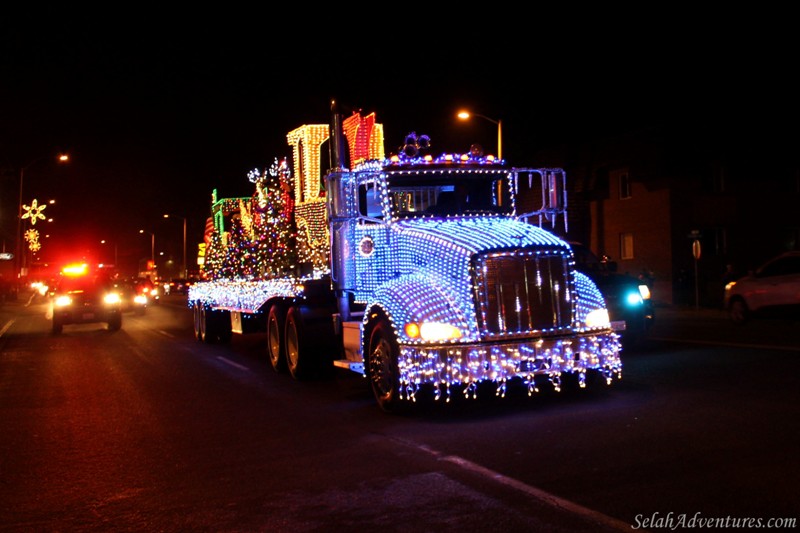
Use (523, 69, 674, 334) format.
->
(573, 271, 611, 326)
(364, 273, 475, 344)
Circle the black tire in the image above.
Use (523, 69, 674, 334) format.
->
(52, 319, 63, 335)
(367, 319, 404, 413)
(729, 298, 749, 324)
(267, 304, 287, 372)
(285, 306, 315, 380)
(192, 302, 203, 340)
(193, 302, 231, 343)
(198, 305, 217, 343)
(108, 314, 122, 332)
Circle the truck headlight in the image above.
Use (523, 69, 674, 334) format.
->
(404, 322, 462, 341)
(585, 308, 611, 329)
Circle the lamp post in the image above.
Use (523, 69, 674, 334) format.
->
(457, 110, 502, 160)
(139, 229, 155, 268)
(163, 214, 187, 278)
(100, 239, 118, 266)
(16, 154, 69, 280)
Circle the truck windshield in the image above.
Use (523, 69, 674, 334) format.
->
(385, 172, 513, 218)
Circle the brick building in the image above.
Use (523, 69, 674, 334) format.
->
(519, 121, 800, 307)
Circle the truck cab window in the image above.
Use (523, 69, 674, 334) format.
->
(359, 184, 383, 218)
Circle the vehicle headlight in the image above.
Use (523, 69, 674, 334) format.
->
(638, 284, 651, 300)
(134, 294, 148, 305)
(404, 322, 462, 341)
(55, 295, 72, 307)
(585, 308, 611, 329)
(104, 292, 122, 305)
(626, 290, 644, 306)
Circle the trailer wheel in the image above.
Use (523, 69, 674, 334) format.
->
(195, 304, 218, 344)
(267, 304, 287, 372)
(367, 319, 403, 413)
(192, 302, 203, 340)
(285, 306, 314, 380)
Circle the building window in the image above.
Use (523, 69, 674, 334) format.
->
(618, 173, 631, 199)
(620, 233, 634, 260)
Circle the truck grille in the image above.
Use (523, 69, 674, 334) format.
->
(473, 250, 573, 338)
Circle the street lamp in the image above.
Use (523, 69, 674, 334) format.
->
(100, 239, 118, 266)
(16, 154, 69, 279)
(163, 213, 187, 278)
(139, 229, 155, 266)
(457, 110, 502, 161)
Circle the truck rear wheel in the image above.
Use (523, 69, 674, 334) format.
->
(284, 306, 315, 380)
(192, 302, 203, 340)
(283, 307, 323, 381)
(195, 303, 219, 343)
(367, 319, 403, 413)
(267, 304, 287, 372)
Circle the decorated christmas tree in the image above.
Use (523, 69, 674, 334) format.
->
(202, 158, 297, 280)
(253, 158, 297, 277)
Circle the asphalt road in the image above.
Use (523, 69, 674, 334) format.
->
(0, 293, 797, 532)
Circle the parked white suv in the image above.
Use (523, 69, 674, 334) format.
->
(724, 251, 800, 324)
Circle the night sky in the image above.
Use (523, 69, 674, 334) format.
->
(2, 11, 794, 275)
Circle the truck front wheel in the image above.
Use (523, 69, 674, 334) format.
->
(367, 320, 403, 413)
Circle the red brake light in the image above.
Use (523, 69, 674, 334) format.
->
(62, 263, 89, 277)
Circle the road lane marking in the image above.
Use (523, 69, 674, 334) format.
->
(0, 319, 15, 337)
(392, 438, 634, 532)
(440, 454, 633, 532)
(216, 356, 250, 372)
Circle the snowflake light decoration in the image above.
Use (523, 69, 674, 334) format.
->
(22, 199, 47, 226)
(24, 228, 41, 251)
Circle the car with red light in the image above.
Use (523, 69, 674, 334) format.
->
(49, 263, 123, 334)
(165, 277, 195, 295)
(113, 279, 149, 315)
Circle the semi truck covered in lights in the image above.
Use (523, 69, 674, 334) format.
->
(188, 105, 622, 412)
